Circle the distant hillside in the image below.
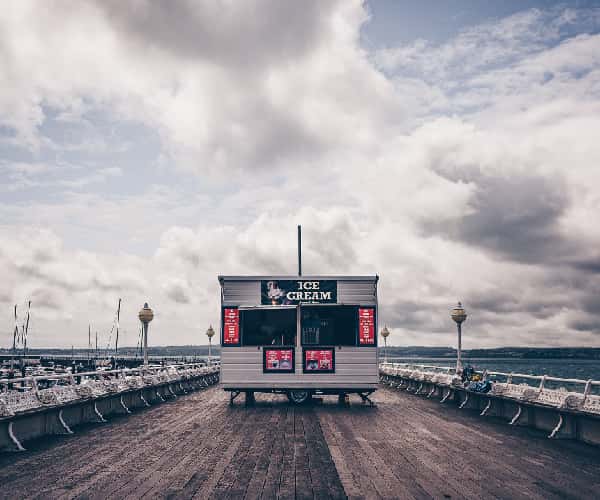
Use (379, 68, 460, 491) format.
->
(0, 345, 220, 357)
(2, 345, 599, 359)
(384, 346, 600, 360)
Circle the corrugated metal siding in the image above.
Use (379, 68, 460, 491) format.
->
(337, 280, 377, 305)
(221, 347, 378, 389)
(222, 281, 260, 306)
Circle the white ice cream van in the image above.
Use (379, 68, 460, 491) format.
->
(218, 275, 379, 405)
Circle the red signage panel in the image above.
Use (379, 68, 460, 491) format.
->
(263, 348, 294, 372)
(303, 348, 335, 373)
(358, 308, 375, 345)
(223, 308, 239, 345)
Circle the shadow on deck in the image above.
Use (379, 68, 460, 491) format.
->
(0, 387, 598, 499)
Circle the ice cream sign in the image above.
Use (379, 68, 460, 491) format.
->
(261, 280, 337, 305)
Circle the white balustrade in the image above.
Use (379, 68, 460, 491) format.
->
(537, 387, 568, 407)
(0, 399, 13, 417)
(582, 395, 600, 414)
(0, 363, 217, 417)
(380, 362, 600, 415)
(0, 390, 42, 413)
(75, 385, 94, 399)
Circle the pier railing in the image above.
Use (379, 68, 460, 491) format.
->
(380, 362, 600, 410)
(0, 362, 220, 416)
(0, 362, 220, 451)
(379, 361, 600, 446)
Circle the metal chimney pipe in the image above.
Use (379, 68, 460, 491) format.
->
(297, 225, 302, 276)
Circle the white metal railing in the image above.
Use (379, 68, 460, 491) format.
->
(0, 362, 220, 417)
(379, 362, 600, 415)
(380, 362, 600, 389)
(0, 361, 219, 387)
(381, 361, 454, 373)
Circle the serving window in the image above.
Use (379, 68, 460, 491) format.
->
(300, 306, 357, 346)
(240, 308, 296, 346)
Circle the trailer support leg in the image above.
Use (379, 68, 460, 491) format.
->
(359, 392, 375, 407)
(229, 390, 241, 406)
(338, 393, 349, 406)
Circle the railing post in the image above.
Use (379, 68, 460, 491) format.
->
(582, 380, 592, 407)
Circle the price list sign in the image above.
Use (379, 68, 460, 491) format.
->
(223, 308, 239, 345)
(303, 348, 335, 373)
(358, 308, 375, 345)
(264, 348, 294, 373)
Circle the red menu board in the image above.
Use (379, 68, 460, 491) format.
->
(304, 349, 334, 373)
(223, 308, 239, 345)
(264, 349, 294, 372)
(358, 308, 375, 345)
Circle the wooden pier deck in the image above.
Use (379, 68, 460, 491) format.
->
(0, 387, 599, 499)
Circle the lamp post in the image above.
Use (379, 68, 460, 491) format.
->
(451, 302, 467, 375)
(138, 302, 154, 369)
(206, 325, 215, 364)
(380, 326, 390, 363)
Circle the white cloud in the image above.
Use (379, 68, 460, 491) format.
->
(1, 3, 600, 349)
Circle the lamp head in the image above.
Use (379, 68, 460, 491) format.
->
(138, 303, 154, 323)
(451, 302, 467, 324)
(206, 325, 215, 339)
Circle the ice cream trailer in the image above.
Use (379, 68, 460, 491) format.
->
(218, 275, 379, 404)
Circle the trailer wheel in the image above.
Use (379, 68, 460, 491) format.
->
(287, 390, 310, 405)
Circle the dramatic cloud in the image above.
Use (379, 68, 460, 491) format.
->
(1, 1, 600, 348)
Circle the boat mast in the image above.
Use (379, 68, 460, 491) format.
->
(23, 300, 30, 358)
(11, 304, 17, 372)
(114, 298, 121, 355)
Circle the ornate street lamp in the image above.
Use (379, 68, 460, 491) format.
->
(138, 302, 154, 368)
(380, 326, 390, 363)
(451, 302, 467, 374)
(206, 325, 215, 363)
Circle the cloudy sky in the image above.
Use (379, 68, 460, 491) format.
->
(1, 0, 600, 349)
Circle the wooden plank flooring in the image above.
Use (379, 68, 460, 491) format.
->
(0, 387, 599, 499)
